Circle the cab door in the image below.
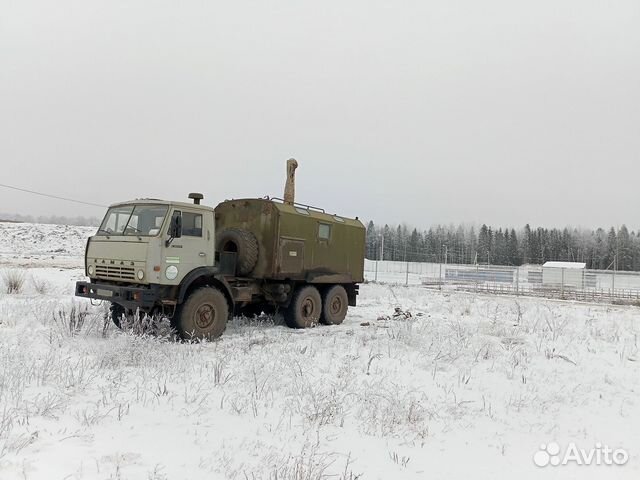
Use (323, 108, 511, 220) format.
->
(164, 208, 212, 285)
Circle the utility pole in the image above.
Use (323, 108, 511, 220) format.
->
(475, 251, 479, 293)
(404, 240, 409, 286)
(379, 234, 384, 261)
(613, 253, 617, 297)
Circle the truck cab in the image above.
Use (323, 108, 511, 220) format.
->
(87, 198, 216, 287)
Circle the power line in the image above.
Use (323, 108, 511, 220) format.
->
(0, 183, 107, 208)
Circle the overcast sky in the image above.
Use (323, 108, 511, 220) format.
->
(1, 1, 638, 230)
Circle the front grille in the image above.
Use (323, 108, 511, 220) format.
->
(95, 265, 136, 281)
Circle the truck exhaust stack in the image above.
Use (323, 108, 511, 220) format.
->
(189, 193, 204, 205)
(284, 158, 298, 205)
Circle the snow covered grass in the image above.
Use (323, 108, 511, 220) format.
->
(0, 272, 639, 479)
(1, 269, 26, 294)
(0, 223, 638, 479)
(0, 221, 92, 269)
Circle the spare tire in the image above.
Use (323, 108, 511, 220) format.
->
(216, 228, 259, 276)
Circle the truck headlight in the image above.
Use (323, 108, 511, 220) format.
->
(166, 265, 178, 280)
(88, 265, 95, 276)
(137, 270, 145, 280)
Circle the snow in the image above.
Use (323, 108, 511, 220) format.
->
(0, 222, 639, 479)
(543, 262, 587, 269)
(0, 221, 94, 269)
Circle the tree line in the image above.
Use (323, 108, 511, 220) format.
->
(365, 221, 640, 271)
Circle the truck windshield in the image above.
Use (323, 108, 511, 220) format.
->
(97, 205, 169, 236)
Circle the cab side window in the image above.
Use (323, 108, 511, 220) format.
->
(182, 212, 203, 237)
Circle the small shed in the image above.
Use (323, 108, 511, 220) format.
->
(542, 261, 586, 289)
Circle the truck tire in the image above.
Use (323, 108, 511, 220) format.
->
(109, 303, 125, 328)
(285, 285, 322, 329)
(320, 285, 348, 325)
(216, 229, 259, 276)
(174, 287, 229, 340)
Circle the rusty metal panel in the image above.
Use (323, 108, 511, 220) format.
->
(278, 238, 305, 274)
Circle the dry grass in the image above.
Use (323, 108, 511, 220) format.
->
(30, 275, 51, 295)
(1, 269, 26, 294)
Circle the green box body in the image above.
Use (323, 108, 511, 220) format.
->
(215, 199, 365, 283)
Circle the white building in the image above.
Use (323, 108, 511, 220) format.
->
(542, 261, 586, 289)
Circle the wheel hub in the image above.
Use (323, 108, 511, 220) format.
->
(195, 303, 216, 329)
(330, 296, 342, 314)
(302, 298, 315, 318)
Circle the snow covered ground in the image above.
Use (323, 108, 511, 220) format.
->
(0, 222, 638, 479)
(0, 221, 94, 269)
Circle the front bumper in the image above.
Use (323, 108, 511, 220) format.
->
(75, 281, 162, 310)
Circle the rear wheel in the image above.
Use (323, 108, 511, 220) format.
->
(174, 287, 229, 340)
(285, 286, 322, 329)
(320, 285, 349, 325)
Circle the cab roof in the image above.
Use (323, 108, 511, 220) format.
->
(109, 198, 215, 212)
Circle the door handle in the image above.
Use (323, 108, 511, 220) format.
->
(199, 252, 206, 257)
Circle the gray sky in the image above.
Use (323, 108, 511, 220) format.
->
(1, 1, 639, 230)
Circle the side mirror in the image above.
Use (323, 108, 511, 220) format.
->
(170, 214, 182, 239)
(166, 213, 182, 247)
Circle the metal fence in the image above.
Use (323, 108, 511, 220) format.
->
(364, 259, 640, 304)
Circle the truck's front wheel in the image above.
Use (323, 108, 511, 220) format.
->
(174, 287, 229, 340)
(109, 303, 125, 329)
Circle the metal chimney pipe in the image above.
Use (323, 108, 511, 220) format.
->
(283, 158, 298, 205)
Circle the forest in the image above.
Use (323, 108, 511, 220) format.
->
(365, 221, 640, 271)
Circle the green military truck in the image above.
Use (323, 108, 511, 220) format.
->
(75, 182, 365, 339)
